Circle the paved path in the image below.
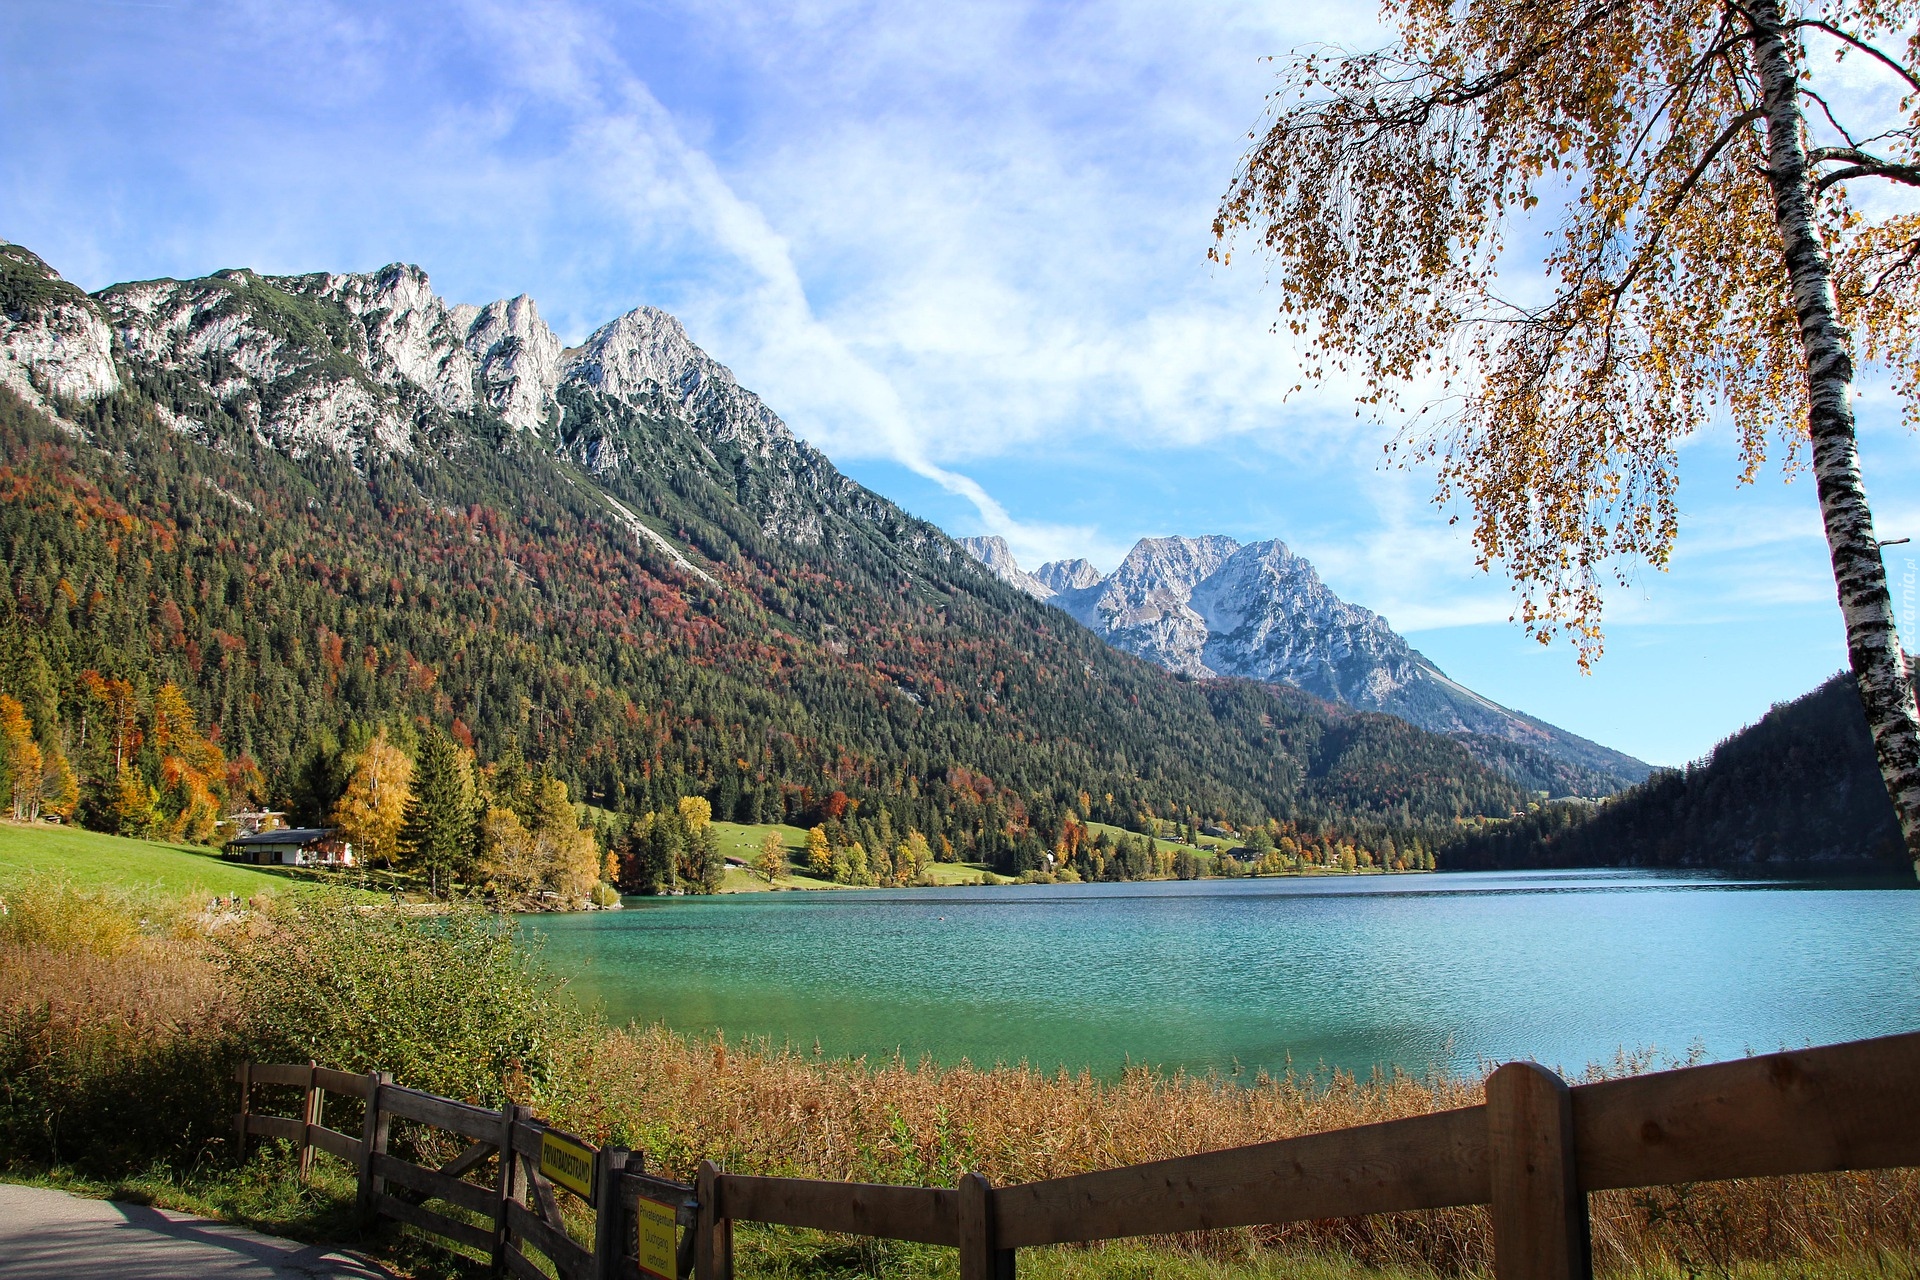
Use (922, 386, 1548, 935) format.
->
(0, 1183, 395, 1279)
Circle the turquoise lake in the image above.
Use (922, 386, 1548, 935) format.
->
(528, 869, 1920, 1079)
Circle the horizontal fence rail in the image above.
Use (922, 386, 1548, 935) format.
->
(236, 1028, 1920, 1280)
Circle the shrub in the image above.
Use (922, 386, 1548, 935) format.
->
(214, 895, 590, 1107)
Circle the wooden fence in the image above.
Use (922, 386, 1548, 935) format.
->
(237, 1027, 1920, 1280)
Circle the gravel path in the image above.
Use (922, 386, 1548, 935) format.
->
(0, 1183, 395, 1279)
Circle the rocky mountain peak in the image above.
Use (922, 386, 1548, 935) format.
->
(958, 536, 1054, 598)
(561, 307, 793, 457)
(0, 242, 119, 409)
(462, 293, 562, 433)
(1033, 558, 1103, 594)
(1104, 535, 1241, 601)
(973, 528, 1651, 793)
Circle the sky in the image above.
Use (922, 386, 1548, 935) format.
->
(5, 0, 1918, 767)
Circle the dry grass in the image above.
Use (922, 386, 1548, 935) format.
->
(545, 1025, 1920, 1277)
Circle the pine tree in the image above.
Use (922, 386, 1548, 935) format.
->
(399, 727, 476, 898)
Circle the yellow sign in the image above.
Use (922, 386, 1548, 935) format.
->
(634, 1195, 678, 1280)
(538, 1130, 596, 1200)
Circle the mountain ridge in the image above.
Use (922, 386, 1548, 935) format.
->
(964, 534, 1650, 796)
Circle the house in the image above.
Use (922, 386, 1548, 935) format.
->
(220, 810, 287, 839)
(223, 827, 355, 868)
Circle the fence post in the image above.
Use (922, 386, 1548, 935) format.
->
(496, 1101, 527, 1271)
(234, 1062, 251, 1164)
(298, 1060, 320, 1182)
(958, 1171, 1015, 1280)
(694, 1160, 732, 1280)
(1487, 1061, 1591, 1280)
(356, 1070, 391, 1219)
(593, 1145, 629, 1280)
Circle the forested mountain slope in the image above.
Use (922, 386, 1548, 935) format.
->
(0, 241, 1531, 871)
(1447, 672, 1906, 869)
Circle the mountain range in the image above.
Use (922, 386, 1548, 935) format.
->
(958, 535, 1650, 796)
(0, 239, 1542, 872)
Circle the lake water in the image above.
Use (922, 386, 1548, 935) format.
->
(528, 869, 1920, 1079)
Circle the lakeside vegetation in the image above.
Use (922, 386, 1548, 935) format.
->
(1, 884, 1910, 1280)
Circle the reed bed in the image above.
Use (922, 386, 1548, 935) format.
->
(0, 886, 1913, 1279)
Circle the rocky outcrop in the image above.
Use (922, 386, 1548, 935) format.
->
(0, 244, 119, 411)
(1033, 558, 1101, 593)
(460, 295, 563, 433)
(959, 536, 1054, 598)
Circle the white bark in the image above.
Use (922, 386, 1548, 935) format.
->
(1749, 0, 1920, 875)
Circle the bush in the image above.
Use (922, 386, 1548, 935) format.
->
(215, 895, 589, 1107)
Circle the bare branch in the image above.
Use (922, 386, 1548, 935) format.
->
(1799, 87, 1862, 149)
(1786, 19, 1920, 97)
(1810, 145, 1920, 190)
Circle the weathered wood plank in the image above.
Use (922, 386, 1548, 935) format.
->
(440, 1139, 497, 1182)
(717, 1175, 958, 1246)
(380, 1085, 502, 1141)
(299, 1062, 320, 1182)
(246, 1114, 305, 1143)
(496, 1103, 527, 1271)
(695, 1161, 733, 1280)
(594, 1147, 629, 1280)
(508, 1200, 593, 1279)
(234, 1062, 251, 1161)
(523, 1151, 568, 1228)
(307, 1124, 363, 1164)
(377, 1192, 497, 1254)
(1573, 1030, 1920, 1192)
(1488, 1063, 1590, 1280)
(247, 1063, 312, 1087)
(503, 1243, 550, 1280)
(993, 1104, 1491, 1248)
(373, 1152, 500, 1218)
(358, 1071, 393, 1218)
(313, 1066, 374, 1099)
(957, 1172, 1014, 1280)
(512, 1120, 547, 1158)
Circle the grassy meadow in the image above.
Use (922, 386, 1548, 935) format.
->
(708, 819, 1006, 892)
(0, 820, 309, 899)
(1, 881, 1913, 1280)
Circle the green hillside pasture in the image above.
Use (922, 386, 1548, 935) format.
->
(0, 821, 316, 899)
(707, 821, 1006, 891)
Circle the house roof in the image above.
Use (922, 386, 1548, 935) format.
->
(224, 827, 339, 846)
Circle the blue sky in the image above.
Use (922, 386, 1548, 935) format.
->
(6, 0, 1917, 767)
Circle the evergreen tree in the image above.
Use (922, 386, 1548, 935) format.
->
(399, 727, 476, 898)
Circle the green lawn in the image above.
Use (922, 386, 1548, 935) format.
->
(0, 821, 318, 899)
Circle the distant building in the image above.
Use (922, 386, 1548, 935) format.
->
(223, 827, 354, 867)
(219, 810, 287, 840)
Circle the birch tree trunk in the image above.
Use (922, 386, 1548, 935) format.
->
(1749, 0, 1920, 876)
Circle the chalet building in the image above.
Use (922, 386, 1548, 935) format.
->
(223, 827, 355, 868)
